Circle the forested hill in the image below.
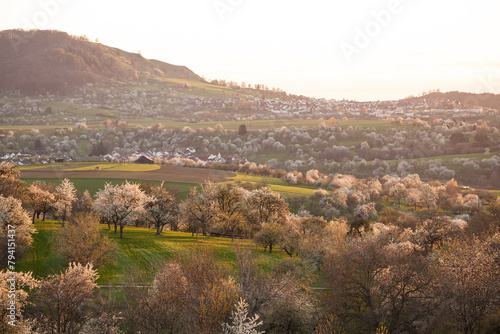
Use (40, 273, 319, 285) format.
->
(0, 29, 202, 95)
(402, 91, 500, 110)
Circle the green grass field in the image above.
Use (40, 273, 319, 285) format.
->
(230, 173, 290, 186)
(21, 177, 196, 199)
(228, 173, 317, 197)
(18, 220, 286, 285)
(21, 174, 314, 199)
(17, 164, 64, 171)
(487, 190, 500, 196)
(18, 160, 315, 199)
(264, 184, 316, 197)
(16, 220, 65, 277)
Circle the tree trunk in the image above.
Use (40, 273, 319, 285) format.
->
(269, 243, 273, 254)
(32, 212, 36, 223)
(231, 232, 235, 242)
(120, 225, 124, 238)
(42, 211, 46, 221)
(156, 225, 161, 235)
(114, 223, 118, 234)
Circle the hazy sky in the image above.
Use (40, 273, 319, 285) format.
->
(1, 0, 499, 101)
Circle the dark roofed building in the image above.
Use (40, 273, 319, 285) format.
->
(135, 156, 154, 164)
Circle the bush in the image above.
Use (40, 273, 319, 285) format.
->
(55, 211, 115, 268)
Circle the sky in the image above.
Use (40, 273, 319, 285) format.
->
(1, 0, 499, 101)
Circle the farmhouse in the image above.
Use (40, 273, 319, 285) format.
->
(135, 156, 154, 164)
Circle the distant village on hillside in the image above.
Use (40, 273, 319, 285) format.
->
(0, 147, 247, 166)
(1, 81, 497, 127)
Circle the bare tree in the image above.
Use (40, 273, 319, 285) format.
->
(74, 190, 92, 213)
(55, 211, 114, 268)
(436, 238, 500, 333)
(128, 262, 189, 333)
(254, 222, 284, 254)
(323, 237, 436, 333)
(241, 264, 315, 333)
(412, 215, 454, 254)
(28, 181, 55, 222)
(32, 262, 99, 334)
(127, 249, 240, 334)
(246, 187, 289, 230)
(217, 184, 248, 241)
(280, 219, 301, 257)
(181, 182, 220, 238)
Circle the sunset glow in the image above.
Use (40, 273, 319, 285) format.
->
(1, 0, 499, 100)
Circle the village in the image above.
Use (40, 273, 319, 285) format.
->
(1, 81, 496, 127)
(0, 147, 247, 166)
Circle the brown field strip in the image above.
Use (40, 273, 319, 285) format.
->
(20, 165, 236, 183)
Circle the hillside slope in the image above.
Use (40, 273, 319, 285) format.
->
(0, 29, 202, 94)
(402, 91, 500, 110)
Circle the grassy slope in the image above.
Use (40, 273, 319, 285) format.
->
(16, 221, 65, 277)
(228, 173, 317, 197)
(18, 220, 286, 285)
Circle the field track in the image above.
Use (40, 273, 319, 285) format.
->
(20, 164, 235, 183)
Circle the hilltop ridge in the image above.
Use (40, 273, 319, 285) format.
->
(0, 29, 202, 94)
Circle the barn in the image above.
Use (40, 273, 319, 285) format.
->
(135, 156, 154, 164)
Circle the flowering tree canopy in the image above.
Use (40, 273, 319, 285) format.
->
(0, 195, 35, 267)
(54, 178, 77, 223)
(93, 181, 150, 238)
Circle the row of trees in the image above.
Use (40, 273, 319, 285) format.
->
(92, 180, 289, 241)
